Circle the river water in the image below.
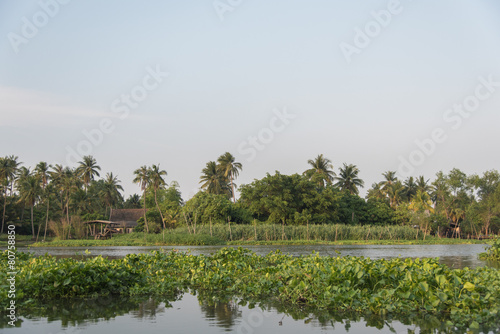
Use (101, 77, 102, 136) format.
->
(4, 244, 498, 333)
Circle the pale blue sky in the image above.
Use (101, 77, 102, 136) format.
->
(1, 0, 500, 199)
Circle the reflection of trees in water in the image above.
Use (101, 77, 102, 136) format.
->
(249, 298, 500, 334)
(0, 295, 178, 329)
(197, 295, 242, 330)
(130, 297, 165, 320)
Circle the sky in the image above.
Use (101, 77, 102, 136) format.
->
(1, 0, 500, 200)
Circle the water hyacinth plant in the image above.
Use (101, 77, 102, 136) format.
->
(1, 248, 499, 332)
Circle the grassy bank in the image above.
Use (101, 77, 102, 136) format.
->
(27, 223, 491, 247)
(1, 248, 499, 332)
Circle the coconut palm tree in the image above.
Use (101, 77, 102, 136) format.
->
(100, 172, 124, 219)
(380, 171, 397, 191)
(334, 163, 364, 195)
(416, 176, 432, 193)
(409, 189, 434, 213)
(403, 176, 417, 201)
(200, 161, 230, 196)
(386, 181, 404, 209)
(60, 168, 80, 225)
(366, 182, 386, 200)
(0, 156, 21, 233)
(217, 152, 242, 203)
(304, 154, 335, 188)
(35, 162, 51, 241)
(17, 174, 42, 238)
(133, 166, 151, 233)
(76, 155, 101, 193)
(124, 194, 142, 209)
(148, 164, 167, 229)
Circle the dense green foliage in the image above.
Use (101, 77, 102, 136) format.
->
(1, 154, 500, 241)
(1, 248, 499, 331)
(479, 238, 500, 261)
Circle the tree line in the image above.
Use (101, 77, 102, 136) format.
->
(1, 153, 499, 239)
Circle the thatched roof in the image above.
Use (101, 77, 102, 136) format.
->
(110, 209, 146, 222)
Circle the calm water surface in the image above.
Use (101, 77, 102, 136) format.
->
(5, 293, 495, 334)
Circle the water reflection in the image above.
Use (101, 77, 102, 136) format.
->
(199, 298, 241, 330)
(3, 292, 499, 334)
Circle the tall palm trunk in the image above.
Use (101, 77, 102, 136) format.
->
(230, 174, 236, 203)
(30, 205, 34, 238)
(44, 200, 49, 241)
(143, 189, 149, 233)
(66, 197, 71, 239)
(1, 188, 7, 234)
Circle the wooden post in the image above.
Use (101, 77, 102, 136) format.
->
(254, 219, 257, 241)
(307, 220, 309, 241)
(335, 224, 338, 242)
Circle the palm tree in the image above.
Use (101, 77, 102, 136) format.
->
(386, 181, 404, 209)
(149, 164, 167, 229)
(409, 189, 434, 213)
(124, 194, 142, 208)
(200, 161, 230, 196)
(366, 182, 386, 200)
(380, 171, 397, 191)
(76, 155, 101, 192)
(334, 163, 364, 195)
(133, 166, 151, 233)
(49, 164, 67, 217)
(17, 174, 42, 238)
(403, 176, 417, 201)
(304, 154, 335, 187)
(60, 168, 80, 225)
(0, 156, 21, 233)
(35, 162, 51, 241)
(100, 173, 124, 219)
(217, 152, 242, 203)
(416, 176, 432, 193)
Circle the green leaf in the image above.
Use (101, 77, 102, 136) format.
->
(63, 278, 71, 286)
(469, 321, 479, 329)
(463, 282, 475, 292)
(418, 282, 429, 292)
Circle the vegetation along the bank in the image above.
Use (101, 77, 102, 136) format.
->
(480, 238, 500, 261)
(1, 153, 500, 241)
(1, 248, 499, 332)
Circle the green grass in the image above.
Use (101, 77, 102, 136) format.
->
(30, 233, 224, 247)
(29, 224, 490, 247)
